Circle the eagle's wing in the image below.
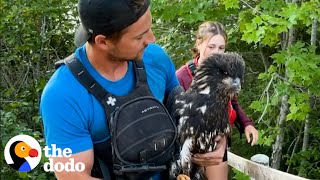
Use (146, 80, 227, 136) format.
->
(172, 90, 215, 179)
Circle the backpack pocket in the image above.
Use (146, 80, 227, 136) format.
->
(109, 96, 177, 173)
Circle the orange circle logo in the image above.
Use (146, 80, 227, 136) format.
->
(4, 135, 42, 172)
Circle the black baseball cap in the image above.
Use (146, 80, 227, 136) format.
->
(74, 0, 150, 47)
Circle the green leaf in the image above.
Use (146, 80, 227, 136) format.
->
(222, 0, 239, 10)
(252, 16, 263, 25)
(281, 3, 299, 25)
(272, 51, 287, 65)
(290, 105, 299, 114)
(268, 65, 277, 73)
(277, 82, 288, 93)
(288, 96, 296, 105)
(232, 168, 250, 180)
(258, 72, 269, 80)
(11, 5, 18, 14)
(270, 95, 280, 106)
(250, 101, 261, 110)
(18, 172, 28, 179)
(299, 103, 310, 113)
(257, 130, 275, 146)
(287, 113, 293, 120)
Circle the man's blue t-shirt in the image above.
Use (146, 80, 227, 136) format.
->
(40, 43, 179, 155)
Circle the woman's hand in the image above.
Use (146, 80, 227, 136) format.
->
(244, 125, 258, 146)
(191, 135, 226, 166)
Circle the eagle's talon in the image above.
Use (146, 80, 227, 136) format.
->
(177, 174, 191, 180)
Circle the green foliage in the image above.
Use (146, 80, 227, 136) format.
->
(267, 42, 320, 123)
(152, 0, 239, 67)
(232, 168, 250, 180)
(289, 147, 320, 179)
(256, 129, 276, 147)
(239, 0, 320, 47)
(240, 0, 320, 177)
(221, 0, 239, 10)
(1, 110, 54, 179)
(1, 0, 77, 179)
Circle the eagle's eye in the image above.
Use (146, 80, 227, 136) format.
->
(219, 69, 228, 75)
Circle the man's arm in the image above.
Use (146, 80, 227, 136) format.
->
(52, 149, 102, 180)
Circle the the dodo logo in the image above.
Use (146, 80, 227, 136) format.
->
(4, 135, 41, 172)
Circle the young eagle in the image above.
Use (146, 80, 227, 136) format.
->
(170, 52, 245, 180)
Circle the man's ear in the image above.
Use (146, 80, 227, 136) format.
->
(94, 35, 113, 50)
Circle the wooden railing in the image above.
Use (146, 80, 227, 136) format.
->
(227, 152, 310, 180)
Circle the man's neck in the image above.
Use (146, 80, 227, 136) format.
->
(86, 44, 128, 81)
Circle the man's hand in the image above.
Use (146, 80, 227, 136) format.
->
(191, 135, 227, 166)
(244, 125, 258, 146)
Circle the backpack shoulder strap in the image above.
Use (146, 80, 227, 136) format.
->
(186, 60, 196, 77)
(64, 54, 110, 107)
(62, 55, 150, 114)
(54, 54, 75, 69)
(57, 54, 113, 180)
(134, 61, 147, 84)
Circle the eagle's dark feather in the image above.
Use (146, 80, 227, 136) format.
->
(170, 52, 245, 180)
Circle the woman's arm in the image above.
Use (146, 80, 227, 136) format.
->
(232, 99, 258, 146)
(232, 99, 254, 128)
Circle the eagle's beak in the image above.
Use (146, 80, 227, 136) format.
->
(232, 78, 241, 93)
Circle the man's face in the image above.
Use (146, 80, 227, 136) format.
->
(107, 8, 155, 61)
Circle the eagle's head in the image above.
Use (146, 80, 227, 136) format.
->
(190, 52, 245, 100)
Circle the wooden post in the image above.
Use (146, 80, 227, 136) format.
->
(227, 151, 309, 180)
(251, 154, 269, 166)
(250, 154, 270, 180)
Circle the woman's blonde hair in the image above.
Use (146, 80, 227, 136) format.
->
(192, 21, 228, 58)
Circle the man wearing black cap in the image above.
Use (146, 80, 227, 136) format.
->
(40, 0, 227, 179)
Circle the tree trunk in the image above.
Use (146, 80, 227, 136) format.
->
(271, 94, 288, 169)
(287, 127, 302, 173)
(271, 0, 298, 169)
(259, 46, 268, 72)
(310, 19, 318, 46)
(298, 18, 318, 177)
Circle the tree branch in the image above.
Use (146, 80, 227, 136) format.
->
(258, 73, 275, 123)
